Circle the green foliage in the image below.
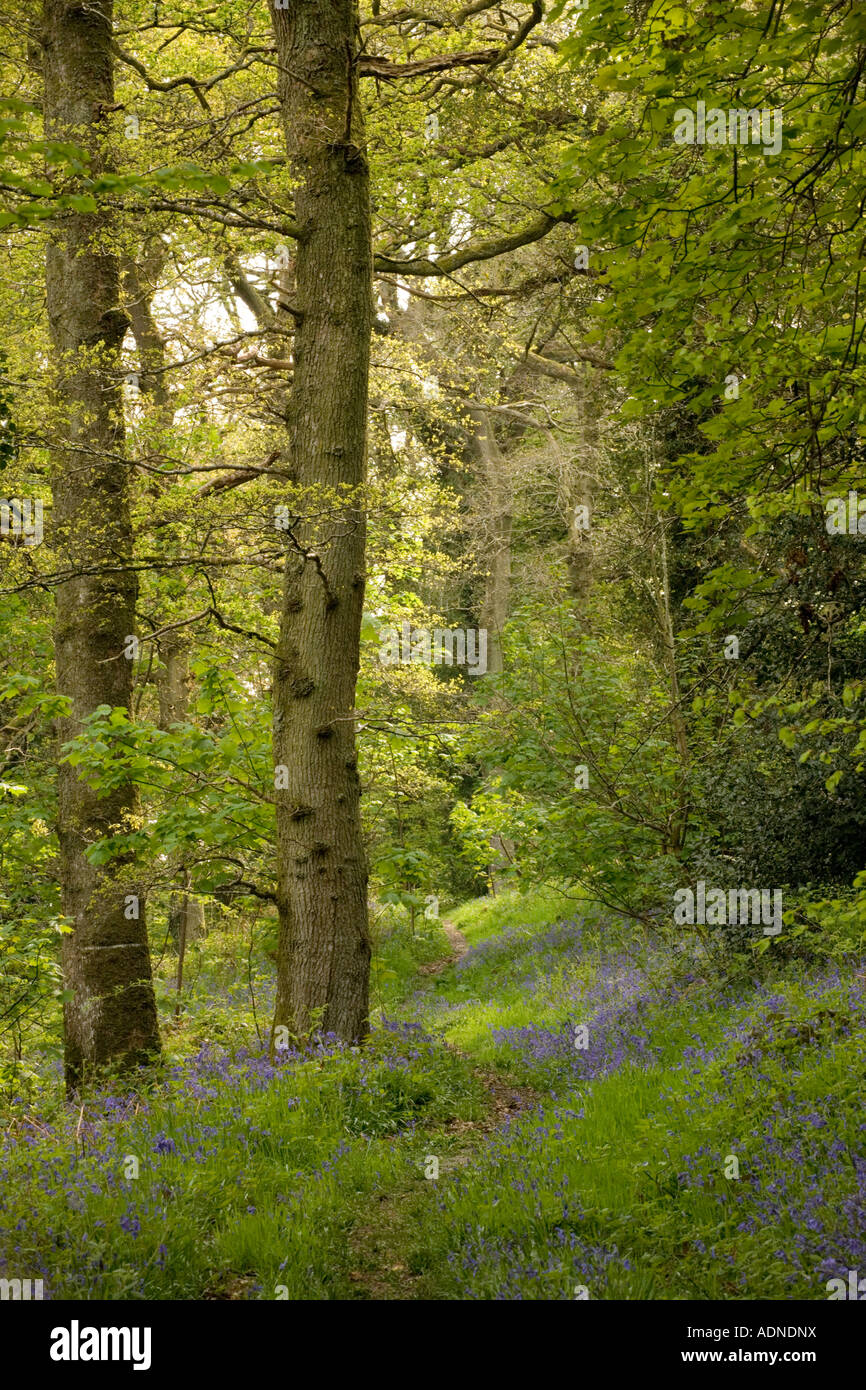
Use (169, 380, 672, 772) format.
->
(1, 0, 865, 1308)
(453, 597, 683, 919)
(58, 662, 274, 896)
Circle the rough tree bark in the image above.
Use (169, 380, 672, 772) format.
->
(43, 0, 160, 1090)
(269, 0, 372, 1043)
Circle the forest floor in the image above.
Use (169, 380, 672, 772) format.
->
(346, 1048, 539, 1300)
(417, 918, 469, 977)
(1, 887, 865, 1300)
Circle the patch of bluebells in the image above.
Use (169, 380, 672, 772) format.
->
(431, 1096, 631, 1298)
(449, 1224, 629, 1300)
(454, 916, 594, 980)
(489, 940, 674, 1079)
(0, 1022, 455, 1297)
(119, 1210, 141, 1238)
(493, 997, 663, 1080)
(659, 970, 866, 1294)
(675, 1091, 866, 1295)
(423, 917, 866, 1299)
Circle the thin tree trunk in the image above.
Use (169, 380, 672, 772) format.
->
(471, 406, 512, 677)
(655, 511, 690, 854)
(121, 250, 169, 412)
(43, 0, 159, 1091)
(125, 266, 205, 950)
(645, 436, 690, 855)
(562, 364, 596, 612)
(155, 638, 206, 947)
(269, 0, 372, 1043)
(174, 873, 189, 1018)
(156, 637, 190, 730)
(470, 406, 514, 889)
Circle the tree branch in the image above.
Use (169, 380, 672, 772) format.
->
(373, 211, 572, 277)
(358, 48, 498, 79)
(525, 346, 614, 379)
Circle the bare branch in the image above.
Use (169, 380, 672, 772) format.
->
(525, 346, 614, 379)
(373, 211, 572, 277)
(358, 48, 497, 78)
(111, 42, 271, 105)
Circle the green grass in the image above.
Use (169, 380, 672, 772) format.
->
(2, 890, 864, 1300)
(393, 906, 866, 1299)
(447, 885, 575, 945)
(0, 1025, 487, 1300)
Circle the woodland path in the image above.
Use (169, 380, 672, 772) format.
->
(417, 918, 469, 976)
(442, 918, 470, 961)
(348, 918, 537, 1299)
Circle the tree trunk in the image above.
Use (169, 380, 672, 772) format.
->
(157, 636, 191, 730)
(43, 0, 160, 1091)
(469, 406, 515, 889)
(471, 406, 512, 677)
(168, 891, 205, 948)
(654, 508, 690, 855)
(121, 250, 169, 411)
(269, 0, 372, 1043)
(562, 363, 596, 612)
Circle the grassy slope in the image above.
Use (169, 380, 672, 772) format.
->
(1, 890, 864, 1300)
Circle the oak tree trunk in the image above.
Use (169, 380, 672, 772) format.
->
(269, 0, 372, 1043)
(43, 0, 160, 1090)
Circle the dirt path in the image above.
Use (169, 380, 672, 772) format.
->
(442, 918, 469, 959)
(417, 918, 469, 976)
(346, 1068, 538, 1300)
(347, 921, 538, 1299)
